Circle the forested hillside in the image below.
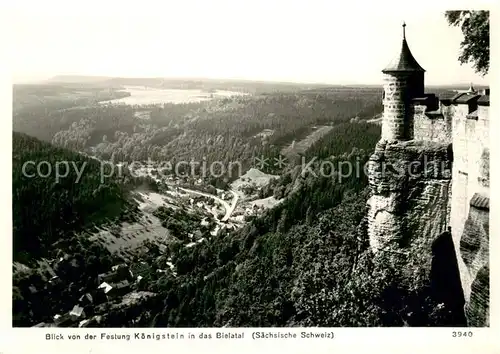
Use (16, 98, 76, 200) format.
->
(75, 121, 457, 328)
(14, 84, 383, 187)
(12, 132, 144, 263)
(117, 190, 460, 327)
(138, 139, 460, 327)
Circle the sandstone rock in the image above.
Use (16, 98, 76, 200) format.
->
(367, 140, 452, 251)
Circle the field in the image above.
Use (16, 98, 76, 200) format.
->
(99, 85, 249, 105)
(281, 125, 334, 159)
(230, 168, 280, 196)
(88, 196, 171, 259)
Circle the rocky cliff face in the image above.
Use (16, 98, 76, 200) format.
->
(460, 197, 489, 326)
(366, 139, 469, 324)
(367, 140, 453, 252)
(366, 137, 489, 326)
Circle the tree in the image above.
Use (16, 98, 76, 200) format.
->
(306, 206, 314, 225)
(445, 11, 489, 76)
(277, 209, 288, 233)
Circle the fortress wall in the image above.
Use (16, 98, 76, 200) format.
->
(451, 104, 470, 252)
(413, 104, 453, 143)
(450, 104, 489, 304)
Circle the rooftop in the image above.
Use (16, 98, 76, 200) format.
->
(383, 23, 425, 73)
(438, 91, 489, 107)
(98, 282, 113, 294)
(32, 322, 56, 327)
(454, 93, 481, 104)
(114, 280, 131, 289)
(69, 305, 85, 317)
(477, 95, 490, 106)
(437, 91, 457, 100)
(470, 193, 489, 210)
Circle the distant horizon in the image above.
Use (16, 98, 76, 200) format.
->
(6, 3, 490, 87)
(12, 73, 490, 89)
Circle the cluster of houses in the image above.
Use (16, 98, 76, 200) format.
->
(32, 261, 156, 328)
(232, 203, 262, 219)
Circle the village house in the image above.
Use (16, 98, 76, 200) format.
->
(78, 319, 91, 328)
(78, 315, 101, 328)
(53, 313, 73, 327)
(97, 279, 133, 300)
(69, 305, 86, 321)
(97, 264, 131, 285)
(32, 322, 56, 328)
(78, 293, 93, 306)
(97, 271, 117, 284)
(98, 282, 113, 296)
(110, 280, 132, 298)
(111, 263, 128, 272)
(130, 261, 152, 279)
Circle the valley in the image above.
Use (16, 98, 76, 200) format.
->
(13, 77, 458, 328)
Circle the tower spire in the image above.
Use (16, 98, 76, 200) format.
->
(467, 82, 476, 94)
(382, 23, 425, 73)
(380, 23, 426, 142)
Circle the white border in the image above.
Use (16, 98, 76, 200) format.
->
(1, 0, 499, 353)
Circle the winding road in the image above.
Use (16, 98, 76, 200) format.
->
(131, 166, 239, 222)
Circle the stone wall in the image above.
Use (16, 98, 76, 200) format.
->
(381, 73, 414, 141)
(450, 104, 489, 303)
(413, 103, 453, 143)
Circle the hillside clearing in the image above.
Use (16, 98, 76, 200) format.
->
(281, 125, 334, 158)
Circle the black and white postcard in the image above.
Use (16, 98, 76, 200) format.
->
(2, 1, 497, 353)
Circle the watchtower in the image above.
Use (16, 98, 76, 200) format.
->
(381, 23, 425, 141)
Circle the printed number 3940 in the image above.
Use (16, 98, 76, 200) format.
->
(452, 331, 473, 338)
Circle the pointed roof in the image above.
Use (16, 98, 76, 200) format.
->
(467, 82, 476, 93)
(470, 193, 489, 210)
(383, 23, 425, 73)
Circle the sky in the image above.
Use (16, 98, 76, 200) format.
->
(3, 0, 491, 86)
